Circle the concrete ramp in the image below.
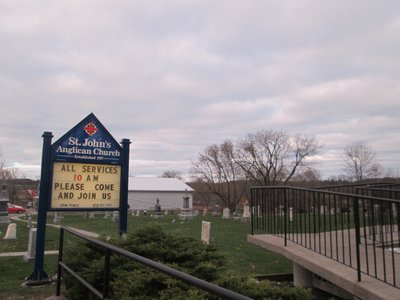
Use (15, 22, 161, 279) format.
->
(248, 234, 400, 300)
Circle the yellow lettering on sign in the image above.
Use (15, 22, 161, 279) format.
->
(51, 162, 121, 209)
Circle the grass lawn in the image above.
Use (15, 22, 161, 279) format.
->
(0, 256, 58, 300)
(51, 212, 292, 276)
(0, 212, 292, 299)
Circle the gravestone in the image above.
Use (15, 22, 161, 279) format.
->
(0, 183, 10, 224)
(27, 214, 33, 228)
(153, 198, 162, 219)
(89, 212, 95, 218)
(179, 195, 193, 220)
(278, 205, 284, 216)
(289, 207, 293, 222)
(53, 212, 61, 223)
(24, 228, 37, 261)
(203, 208, 208, 216)
(320, 205, 328, 215)
(112, 211, 119, 223)
(373, 204, 381, 218)
(4, 223, 17, 239)
(211, 205, 221, 216)
(104, 211, 111, 218)
(242, 205, 251, 219)
(233, 206, 241, 220)
(222, 208, 230, 219)
(201, 221, 211, 245)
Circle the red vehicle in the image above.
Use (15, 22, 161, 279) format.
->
(7, 203, 26, 214)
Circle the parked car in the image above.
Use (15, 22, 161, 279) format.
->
(7, 203, 26, 214)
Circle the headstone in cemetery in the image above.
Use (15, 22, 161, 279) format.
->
(278, 205, 284, 216)
(233, 206, 242, 220)
(179, 194, 193, 220)
(89, 212, 95, 218)
(53, 212, 61, 224)
(373, 204, 381, 218)
(153, 198, 163, 218)
(212, 205, 221, 216)
(320, 205, 328, 215)
(201, 221, 211, 245)
(0, 183, 10, 224)
(222, 208, 230, 219)
(203, 208, 208, 215)
(136, 210, 140, 216)
(112, 211, 119, 223)
(242, 205, 251, 219)
(289, 207, 293, 222)
(83, 211, 89, 218)
(4, 223, 17, 239)
(24, 228, 37, 261)
(104, 211, 111, 218)
(27, 214, 33, 228)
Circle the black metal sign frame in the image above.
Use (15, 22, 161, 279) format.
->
(27, 113, 130, 283)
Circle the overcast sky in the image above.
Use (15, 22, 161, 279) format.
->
(0, 1, 399, 180)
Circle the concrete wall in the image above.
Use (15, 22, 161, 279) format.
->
(128, 191, 192, 211)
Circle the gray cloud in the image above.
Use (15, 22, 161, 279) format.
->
(0, 1, 399, 180)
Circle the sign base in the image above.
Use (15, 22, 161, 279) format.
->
(25, 270, 52, 286)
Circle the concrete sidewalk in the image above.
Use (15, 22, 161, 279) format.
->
(0, 250, 59, 257)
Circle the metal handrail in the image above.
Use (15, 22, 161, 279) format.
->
(250, 186, 400, 288)
(56, 226, 252, 300)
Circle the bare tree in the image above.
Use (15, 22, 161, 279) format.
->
(0, 148, 19, 180)
(234, 130, 322, 186)
(292, 169, 321, 183)
(343, 141, 382, 181)
(160, 169, 183, 180)
(190, 140, 246, 210)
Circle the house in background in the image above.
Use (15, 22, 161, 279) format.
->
(128, 177, 194, 211)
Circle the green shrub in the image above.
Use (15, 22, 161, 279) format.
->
(63, 226, 313, 299)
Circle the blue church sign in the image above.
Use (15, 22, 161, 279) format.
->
(27, 113, 131, 284)
(52, 113, 122, 164)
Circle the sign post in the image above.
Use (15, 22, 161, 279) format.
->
(26, 132, 53, 282)
(119, 139, 131, 236)
(26, 113, 130, 284)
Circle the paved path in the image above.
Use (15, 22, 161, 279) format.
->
(0, 250, 59, 257)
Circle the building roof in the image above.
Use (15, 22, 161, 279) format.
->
(128, 177, 194, 192)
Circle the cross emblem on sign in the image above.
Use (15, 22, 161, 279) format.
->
(84, 122, 98, 136)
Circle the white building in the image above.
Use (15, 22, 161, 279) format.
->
(128, 177, 194, 211)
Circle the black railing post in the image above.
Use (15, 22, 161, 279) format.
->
(56, 227, 65, 296)
(353, 197, 362, 282)
(103, 249, 111, 299)
(250, 188, 254, 235)
(284, 188, 288, 247)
